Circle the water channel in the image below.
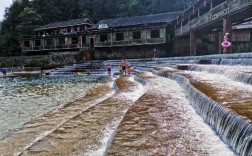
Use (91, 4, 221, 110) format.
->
(1, 53, 252, 155)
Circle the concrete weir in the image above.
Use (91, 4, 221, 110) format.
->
(107, 72, 234, 156)
(1, 52, 252, 155)
(144, 67, 252, 156)
(0, 76, 145, 156)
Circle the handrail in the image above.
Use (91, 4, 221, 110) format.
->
(94, 38, 165, 47)
(175, 0, 251, 37)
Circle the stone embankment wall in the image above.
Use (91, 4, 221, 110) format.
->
(0, 51, 79, 68)
(94, 44, 168, 59)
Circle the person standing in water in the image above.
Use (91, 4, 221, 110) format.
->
(153, 49, 157, 58)
(107, 64, 112, 77)
(118, 65, 122, 75)
(1, 68, 7, 77)
(127, 66, 131, 75)
(222, 33, 231, 54)
(121, 59, 128, 75)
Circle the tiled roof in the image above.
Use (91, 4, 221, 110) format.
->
(35, 18, 93, 31)
(96, 12, 181, 28)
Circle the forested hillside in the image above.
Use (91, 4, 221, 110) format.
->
(0, 0, 186, 56)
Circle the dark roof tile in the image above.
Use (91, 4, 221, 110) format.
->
(35, 18, 93, 31)
(96, 12, 181, 28)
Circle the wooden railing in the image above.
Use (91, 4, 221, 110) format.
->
(23, 44, 85, 51)
(23, 36, 165, 51)
(175, 0, 252, 37)
(94, 38, 165, 47)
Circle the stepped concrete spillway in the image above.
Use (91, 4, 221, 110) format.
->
(0, 52, 252, 155)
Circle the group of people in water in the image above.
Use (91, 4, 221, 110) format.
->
(107, 59, 131, 77)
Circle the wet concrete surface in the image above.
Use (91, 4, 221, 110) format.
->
(154, 67, 252, 122)
(0, 83, 114, 155)
(107, 72, 234, 156)
(0, 70, 242, 156)
(14, 76, 144, 155)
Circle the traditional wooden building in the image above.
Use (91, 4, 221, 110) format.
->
(21, 12, 181, 58)
(21, 18, 94, 55)
(92, 12, 181, 59)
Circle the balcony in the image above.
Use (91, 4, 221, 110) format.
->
(175, 0, 252, 37)
(94, 37, 165, 47)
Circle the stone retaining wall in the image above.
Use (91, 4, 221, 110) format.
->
(0, 51, 80, 67)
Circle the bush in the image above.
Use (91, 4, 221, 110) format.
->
(23, 59, 46, 67)
(75, 49, 85, 62)
(74, 48, 96, 62)
(0, 60, 14, 67)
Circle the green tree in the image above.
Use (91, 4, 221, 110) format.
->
(0, 0, 185, 56)
(0, 0, 26, 56)
(32, 0, 61, 24)
(17, 7, 42, 37)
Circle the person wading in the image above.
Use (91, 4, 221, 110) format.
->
(121, 59, 128, 75)
(107, 64, 112, 77)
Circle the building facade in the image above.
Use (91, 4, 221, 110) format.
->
(21, 4, 252, 58)
(21, 18, 94, 55)
(21, 12, 181, 58)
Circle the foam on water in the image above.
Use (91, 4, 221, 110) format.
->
(149, 68, 252, 156)
(176, 64, 252, 85)
(120, 76, 146, 102)
(148, 73, 234, 155)
(83, 76, 146, 156)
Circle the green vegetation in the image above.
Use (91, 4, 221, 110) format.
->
(75, 49, 86, 62)
(0, 0, 186, 56)
(0, 59, 14, 67)
(23, 59, 46, 67)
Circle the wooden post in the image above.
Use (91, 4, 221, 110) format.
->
(31, 40, 34, 51)
(54, 38, 57, 49)
(110, 32, 112, 46)
(223, 17, 232, 53)
(190, 32, 196, 56)
(214, 31, 221, 54)
(80, 36, 82, 48)
(223, 17, 232, 37)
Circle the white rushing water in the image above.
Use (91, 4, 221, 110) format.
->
(84, 76, 146, 156)
(149, 68, 252, 156)
(145, 72, 235, 155)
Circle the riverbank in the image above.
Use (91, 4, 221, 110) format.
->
(0, 69, 52, 78)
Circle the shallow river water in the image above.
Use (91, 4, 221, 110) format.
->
(0, 75, 108, 139)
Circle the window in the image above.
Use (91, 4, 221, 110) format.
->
(100, 34, 108, 42)
(133, 31, 141, 39)
(46, 39, 53, 46)
(82, 36, 86, 45)
(71, 37, 78, 44)
(116, 33, 124, 41)
(35, 40, 41, 46)
(59, 38, 65, 45)
(151, 29, 160, 38)
(24, 41, 30, 47)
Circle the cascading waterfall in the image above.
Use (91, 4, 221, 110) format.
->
(136, 67, 252, 156)
(152, 52, 252, 66)
(103, 75, 147, 156)
(209, 58, 252, 66)
(185, 65, 252, 85)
